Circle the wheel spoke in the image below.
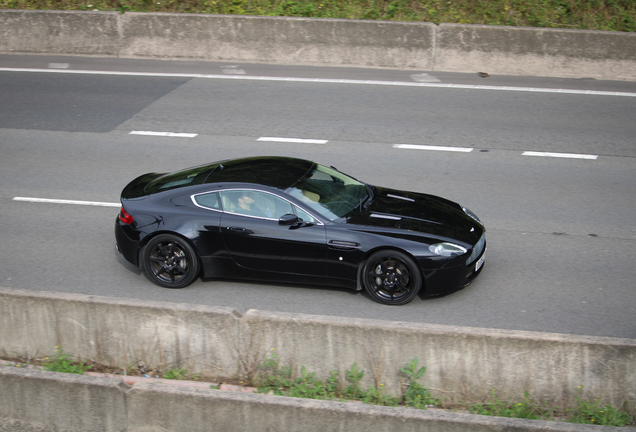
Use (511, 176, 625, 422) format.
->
(149, 256, 164, 265)
(395, 280, 409, 293)
(167, 268, 176, 283)
(157, 244, 170, 257)
(397, 268, 410, 280)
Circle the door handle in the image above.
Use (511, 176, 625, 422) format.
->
(227, 227, 252, 234)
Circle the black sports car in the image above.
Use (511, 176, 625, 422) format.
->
(115, 156, 486, 305)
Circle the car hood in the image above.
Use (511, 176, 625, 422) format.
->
(343, 187, 483, 244)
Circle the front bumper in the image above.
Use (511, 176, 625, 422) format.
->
(420, 241, 486, 297)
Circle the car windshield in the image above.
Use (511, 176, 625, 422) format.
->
(285, 164, 369, 221)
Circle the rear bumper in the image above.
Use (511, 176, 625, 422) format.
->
(114, 217, 141, 267)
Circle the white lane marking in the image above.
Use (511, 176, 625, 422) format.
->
(522, 151, 598, 160)
(13, 197, 120, 207)
(130, 131, 198, 138)
(2, 68, 636, 98)
(48, 63, 70, 69)
(393, 144, 474, 152)
(258, 137, 329, 144)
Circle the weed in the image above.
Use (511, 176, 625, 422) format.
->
(344, 362, 365, 399)
(469, 390, 548, 420)
(470, 388, 632, 427)
(568, 388, 632, 427)
(255, 350, 292, 393)
(162, 367, 190, 380)
(400, 357, 437, 408)
(43, 347, 92, 375)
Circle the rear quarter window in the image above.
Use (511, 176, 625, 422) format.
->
(193, 192, 221, 210)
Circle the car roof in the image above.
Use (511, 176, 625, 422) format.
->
(204, 157, 315, 189)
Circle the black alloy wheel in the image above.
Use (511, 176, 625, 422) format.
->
(362, 250, 422, 305)
(142, 234, 200, 288)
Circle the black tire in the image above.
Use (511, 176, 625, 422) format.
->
(141, 234, 200, 289)
(361, 250, 422, 305)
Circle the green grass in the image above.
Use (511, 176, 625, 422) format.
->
(1, 0, 634, 31)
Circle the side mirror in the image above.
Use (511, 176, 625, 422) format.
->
(279, 214, 299, 226)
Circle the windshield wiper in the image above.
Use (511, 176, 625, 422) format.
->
(357, 184, 374, 211)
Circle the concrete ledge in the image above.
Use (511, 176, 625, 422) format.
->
(1, 10, 635, 79)
(119, 13, 436, 69)
(435, 24, 636, 80)
(0, 367, 129, 432)
(1, 287, 634, 410)
(0, 367, 625, 432)
(0, 10, 120, 55)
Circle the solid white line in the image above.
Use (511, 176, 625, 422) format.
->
(393, 144, 474, 152)
(522, 151, 598, 160)
(130, 131, 198, 138)
(258, 137, 328, 144)
(13, 197, 120, 207)
(2, 68, 636, 98)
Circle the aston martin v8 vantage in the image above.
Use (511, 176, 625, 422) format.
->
(115, 156, 486, 305)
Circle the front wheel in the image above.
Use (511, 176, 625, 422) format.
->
(361, 250, 422, 305)
(141, 234, 200, 289)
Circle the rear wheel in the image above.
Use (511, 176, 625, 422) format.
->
(361, 250, 422, 305)
(142, 234, 200, 288)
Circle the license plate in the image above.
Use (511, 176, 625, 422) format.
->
(475, 250, 486, 272)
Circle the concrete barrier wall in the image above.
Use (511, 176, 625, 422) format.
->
(0, 367, 619, 432)
(1, 10, 635, 79)
(0, 367, 129, 432)
(1, 287, 634, 410)
(435, 23, 636, 81)
(0, 10, 120, 55)
(119, 13, 436, 69)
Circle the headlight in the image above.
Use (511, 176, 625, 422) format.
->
(462, 206, 483, 225)
(429, 242, 467, 257)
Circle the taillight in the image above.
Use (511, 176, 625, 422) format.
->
(119, 207, 134, 224)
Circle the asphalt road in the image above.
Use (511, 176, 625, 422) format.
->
(1, 54, 635, 339)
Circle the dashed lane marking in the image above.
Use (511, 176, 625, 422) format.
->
(130, 131, 198, 138)
(522, 151, 598, 160)
(125, 133, 601, 161)
(393, 144, 474, 152)
(257, 137, 329, 144)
